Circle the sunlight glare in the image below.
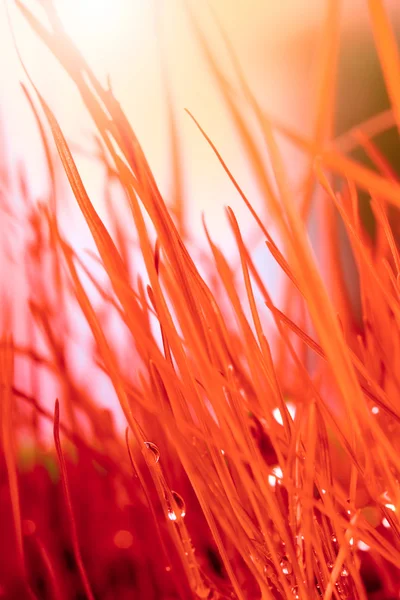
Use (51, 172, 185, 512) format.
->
(56, 0, 120, 43)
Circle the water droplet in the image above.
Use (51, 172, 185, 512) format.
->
(23, 519, 36, 536)
(380, 490, 392, 502)
(371, 406, 379, 415)
(357, 540, 370, 551)
(327, 562, 333, 571)
(263, 564, 273, 577)
(382, 517, 391, 528)
(341, 568, 349, 577)
(172, 490, 186, 516)
(280, 557, 292, 575)
(195, 583, 212, 598)
(378, 490, 397, 512)
(291, 587, 299, 599)
(167, 490, 186, 521)
(144, 441, 160, 464)
(272, 466, 283, 480)
(331, 535, 337, 544)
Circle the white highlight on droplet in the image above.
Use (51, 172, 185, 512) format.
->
(357, 541, 370, 552)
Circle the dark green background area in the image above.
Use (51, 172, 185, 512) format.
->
(335, 30, 400, 240)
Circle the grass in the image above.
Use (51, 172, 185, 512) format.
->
(1, 0, 400, 598)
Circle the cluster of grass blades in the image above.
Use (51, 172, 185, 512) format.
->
(2, 0, 400, 598)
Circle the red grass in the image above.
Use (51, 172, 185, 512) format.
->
(2, 1, 400, 598)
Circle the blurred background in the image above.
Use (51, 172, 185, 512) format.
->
(1, 0, 399, 245)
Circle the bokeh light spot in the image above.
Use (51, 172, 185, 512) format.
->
(113, 529, 133, 549)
